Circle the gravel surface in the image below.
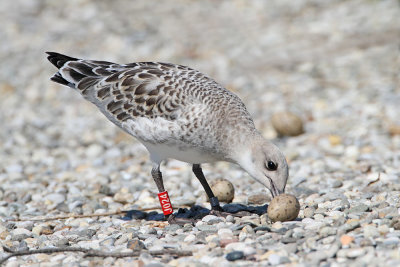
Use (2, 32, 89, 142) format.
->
(1, 0, 400, 266)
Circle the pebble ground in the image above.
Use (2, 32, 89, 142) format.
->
(1, 0, 400, 266)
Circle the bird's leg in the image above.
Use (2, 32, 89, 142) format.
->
(151, 164, 194, 225)
(151, 165, 166, 192)
(193, 164, 229, 217)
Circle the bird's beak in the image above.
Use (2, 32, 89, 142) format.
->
(266, 176, 280, 198)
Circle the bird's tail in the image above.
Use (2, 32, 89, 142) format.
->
(47, 51, 113, 92)
(46, 52, 81, 88)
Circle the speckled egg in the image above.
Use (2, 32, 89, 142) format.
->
(271, 111, 304, 137)
(209, 178, 235, 203)
(267, 194, 300, 222)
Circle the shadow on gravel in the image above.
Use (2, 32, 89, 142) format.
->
(121, 204, 268, 221)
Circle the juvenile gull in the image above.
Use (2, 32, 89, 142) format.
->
(46, 52, 289, 223)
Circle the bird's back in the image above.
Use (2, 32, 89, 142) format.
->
(47, 52, 256, 161)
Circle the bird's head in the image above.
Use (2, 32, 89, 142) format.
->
(234, 135, 289, 198)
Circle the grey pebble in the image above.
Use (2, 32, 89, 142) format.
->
(100, 237, 116, 247)
(99, 185, 113, 196)
(56, 238, 70, 247)
(56, 203, 70, 213)
(319, 226, 337, 237)
(306, 242, 340, 264)
(165, 224, 181, 233)
(346, 204, 369, 214)
(269, 254, 290, 265)
(18, 240, 29, 251)
(226, 251, 244, 261)
(202, 215, 223, 224)
(11, 234, 30, 241)
(45, 193, 65, 205)
(196, 225, 218, 233)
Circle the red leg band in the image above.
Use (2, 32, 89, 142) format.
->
(158, 191, 173, 216)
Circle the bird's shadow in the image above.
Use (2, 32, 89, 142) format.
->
(121, 204, 268, 221)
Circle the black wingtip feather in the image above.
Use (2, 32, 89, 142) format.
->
(46, 52, 79, 69)
(50, 73, 72, 87)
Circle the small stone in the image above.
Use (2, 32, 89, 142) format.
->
(45, 193, 65, 205)
(378, 224, 389, 235)
(339, 219, 360, 233)
(0, 230, 10, 240)
(196, 225, 217, 233)
(243, 246, 256, 256)
(268, 194, 300, 222)
(56, 203, 70, 213)
(41, 228, 54, 235)
(271, 221, 283, 230)
(56, 238, 69, 247)
(347, 204, 369, 214)
(209, 178, 235, 203)
(226, 215, 234, 223)
(268, 254, 285, 265)
(303, 207, 315, 218)
(225, 242, 247, 251)
(388, 122, 400, 136)
(220, 238, 238, 247)
(241, 225, 255, 235)
(340, 235, 354, 246)
(331, 180, 343, 188)
(319, 226, 336, 237)
(337, 248, 366, 259)
(113, 187, 133, 204)
(248, 193, 270, 204)
(100, 237, 116, 247)
(79, 229, 96, 238)
(208, 241, 219, 248)
(328, 135, 342, 146)
(390, 217, 400, 230)
(218, 228, 233, 239)
(12, 234, 30, 242)
(205, 234, 218, 243)
(115, 234, 130, 246)
(363, 225, 379, 238)
(202, 215, 223, 224)
(359, 238, 373, 247)
(184, 234, 196, 243)
(18, 240, 28, 251)
(260, 214, 268, 225)
(271, 111, 304, 137)
(383, 237, 400, 247)
(99, 185, 113, 196)
(322, 236, 336, 245)
(347, 248, 366, 258)
(226, 251, 244, 261)
(127, 239, 146, 250)
(12, 228, 32, 237)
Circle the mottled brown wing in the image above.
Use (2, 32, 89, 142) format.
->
(59, 60, 189, 125)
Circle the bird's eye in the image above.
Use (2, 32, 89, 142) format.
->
(266, 161, 278, 171)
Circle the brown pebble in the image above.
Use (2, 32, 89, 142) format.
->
(127, 239, 145, 250)
(0, 231, 9, 240)
(248, 193, 270, 204)
(220, 238, 238, 247)
(389, 123, 400, 136)
(41, 228, 54, 235)
(271, 111, 304, 137)
(340, 235, 354, 246)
